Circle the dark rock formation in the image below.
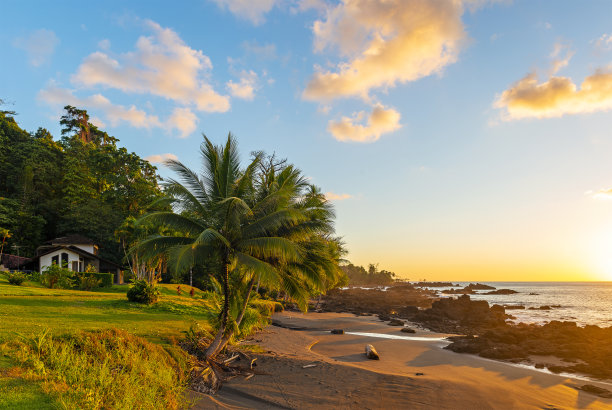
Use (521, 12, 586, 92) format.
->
(484, 289, 518, 295)
(445, 321, 612, 379)
(503, 305, 525, 310)
(331, 329, 344, 334)
(413, 295, 509, 333)
(388, 319, 404, 326)
(400, 327, 416, 333)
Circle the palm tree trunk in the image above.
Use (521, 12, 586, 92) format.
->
(217, 275, 257, 352)
(205, 255, 231, 359)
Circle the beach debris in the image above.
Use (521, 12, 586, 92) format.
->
(400, 327, 416, 333)
(331, 329, 345, 334)
(365, 344, 380, 360)
(388, 318, 404, 326)
(302, 364, 317, 369)
(415, 372, 424, 376)
(223, 354, 239, 364)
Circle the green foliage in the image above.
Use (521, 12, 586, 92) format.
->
(134, 136, 345, 359)
(84, 263, 97, 273)
(40, 264, 74, 289)
(0, 106, 163, 262)
(127, 279, 161, 304)
(91, 272, 113, 288)
(6, 271, 27, 286)
(74, 272, 101, 291)
(8, 328, 188, 409)
(342, 263, 396, 286)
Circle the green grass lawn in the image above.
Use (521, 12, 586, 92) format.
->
(0, 273, 215, 409)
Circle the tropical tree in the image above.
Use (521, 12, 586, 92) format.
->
(0, 228, 10, 260)
(134, 134, 344, 360)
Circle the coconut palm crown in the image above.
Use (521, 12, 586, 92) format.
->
(133, 134, 344, 358)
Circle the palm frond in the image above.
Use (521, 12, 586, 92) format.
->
(238, 237, 304, 263)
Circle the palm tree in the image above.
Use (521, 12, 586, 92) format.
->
(135, 134, 329, 359)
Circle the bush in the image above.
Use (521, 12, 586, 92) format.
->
(75, 272, 101, 291)
(127, 279, 160, 304)
(6, 271, 27, 286)
(91, 272, 113, 287)
(40, 264, 74, 289)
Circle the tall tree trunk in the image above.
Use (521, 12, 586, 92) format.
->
(205, 255, 231, 359)
(217, 275, 257, 352)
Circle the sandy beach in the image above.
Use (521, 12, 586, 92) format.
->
(192, 311, 612, 409)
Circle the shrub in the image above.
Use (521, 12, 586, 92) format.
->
(40, 264, 74, 289)
(75, 272, 101, 291)
(91, 272, 113, 288)
(127, 279, 160, 304)
(6, 271, 27, 286)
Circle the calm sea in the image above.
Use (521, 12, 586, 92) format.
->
(428, 282, 612, 328)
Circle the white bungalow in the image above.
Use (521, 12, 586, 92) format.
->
(33, 235, 123, 282)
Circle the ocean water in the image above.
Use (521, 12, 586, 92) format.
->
(426, 282, 612, 327)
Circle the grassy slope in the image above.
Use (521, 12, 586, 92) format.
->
(0, 274, 213, 408)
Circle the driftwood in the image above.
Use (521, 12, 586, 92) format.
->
(365, 344, 380, 360)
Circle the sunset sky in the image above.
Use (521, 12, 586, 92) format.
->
(2, 0, 612, 281)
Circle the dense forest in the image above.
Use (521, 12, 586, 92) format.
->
(341, 263, 397, 286)
(0, 105, 163, 265)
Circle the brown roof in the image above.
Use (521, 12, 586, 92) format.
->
(44, 235, 96, 246)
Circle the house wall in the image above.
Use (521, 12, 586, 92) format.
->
(71, 244, 95, 254)
(39, 249, 98, 272)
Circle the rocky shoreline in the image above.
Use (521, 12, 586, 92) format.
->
(320, 283, 612, 383)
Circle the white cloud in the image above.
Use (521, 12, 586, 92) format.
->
(303, 0, 469, 102)
(211, 0, 279, 25)
(226, 70, 259, 100)
(39, 86, 199, 137)
(595, 33, 612, 51)
(13, 29, 59, 66)
(71, 20, 230, 113)
(549, 43, 574, 76)
(495, 69, 612, 120)
(325, 192, 352, 201)
(166, 107, 198, 137)
(145, 153, 178, 164)
(98, 39, 111, 50)
(89, 116, 106, 128)
(38, 86, 162, 129)
(327, 104, 401, 142)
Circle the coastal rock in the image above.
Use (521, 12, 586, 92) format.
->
(400, 327, 416, 333)
(528, 305, 552, 310)
(444, 321, 612, 379)
(579, 385, 612, 399)
(365, 344, 380, 360)
(331, 329, 344, 334)
(503, 305, 525, 310)
(485, 289, 518, 295)
(414, 295, 509, 333)
(388, 319, 404, 326)
(465, 283, 496, 290)
(413, 282, 456, 288)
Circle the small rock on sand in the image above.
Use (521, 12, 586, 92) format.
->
(388, 319, 404, 326)
(331, 329, 344, 334)
(365, 344, 380, 360)
(400, 327, 416, 333)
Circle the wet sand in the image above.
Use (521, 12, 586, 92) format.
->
(192, 312, 612, 409)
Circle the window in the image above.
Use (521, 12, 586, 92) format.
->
(51, 255, 59, 265)
(61, 253, 69, 268)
